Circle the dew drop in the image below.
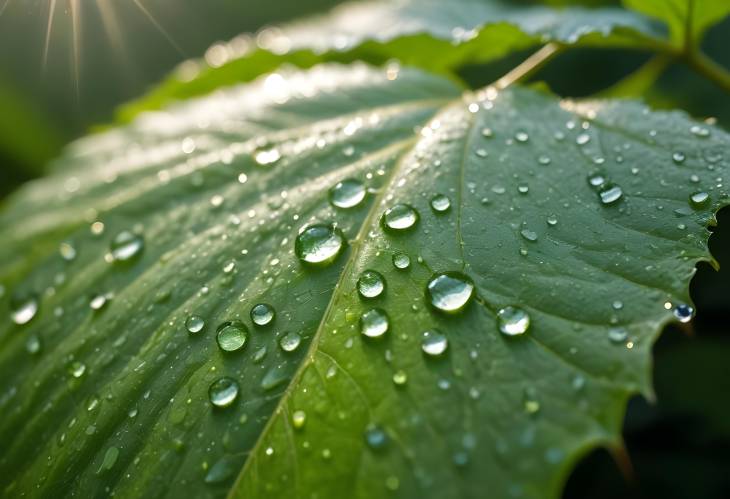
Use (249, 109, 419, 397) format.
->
(364, 424, 388, 450)
(292, 410, 307, 429)
(279, 332, 302, 352)
(110, 230, 144, 262)
(607, 327, 628, 344)
(295, 224, 345, 265)
(689, 191, 710, 208)
(357, 270, 385, 299)
(538, 155, 551, 166)
(546, 215, 558, 226)
(329, 179, 366, 209)
(216, 321, 249, 352)
(185, 315, 205, 334)
(599, 184, 623, 205)
(672, 152, 686, 164)
(25, 335, 42, 355)
(254, 148, 281, 165)
(381, 204, 419, 232)
(69, 361, 87, 378)
(360, 308, 389, 338)
(426, 272, 475, 313)
(208, 377, 239, 408)
(497, 307, 530, 336)
(392, 252, 411, 270)
(515, 131, 529, 143)
(10, 294, 39, 325)
(59, 242, 77, 262)
(576, 133, 591, 145)
(673, 304, 694, 323)
(97, 446, 120, 474)
(392, 370, 408, 385)
(421, 330, 448, 356)
(690, 125, 710, 138)
(89, 293, 109, 311)
(430, 194, 451, 213)
(250, 303, 275, 326)
(587, 173, 606, 188)
(520, 229, 538, 242)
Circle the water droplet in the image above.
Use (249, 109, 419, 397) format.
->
(69, 361, 87, 378)
(59, 242, 77, 262)
(576, 133, 591, 145)
(607, 327, 628, 344)
(89, 293, 109, 311)
(360, 308, 389, 338)
(497, 307, 530, 336)
(381, 204, 419, 232)
(185, 315, 205, 334)
(292, 410, 306, 429)
(673, 304, 694, 323)
(216, 321, 249, 352)
(329, 179, 366, 209)
(546, 215, 558, 226)
(25, 335, 41, 355)
(690, 125, 710, 138)
(279, 332, 302, 352)
(97, 446, 119, 474)
(481, 127, 493, 138)
(392, 252, 411, 270)
(208, 377, 239, 408)
(254, 148, 281, 165)
(430, 194, 451, 213)
(672, 152, 686, 164)
(364, 424, 388, 450)
(520, 229, 538, 242)
(587, 173, 606, 188)
(612, 300, 624, 311)
(689, 191, 710, 208)
(599, 184, 623, 205)
(250, 303, 275, 326)
(421, 330, 448, 356)
(110, 230, 144, 262)
(10, 293, 39, 325)
(515, 131, 529, 143)
(357, 270, 385, 299)
(295, 224, 345, 265)
(426, 272, 475, 313)
(538, 155, 551, 166)
(204, 457, 236, 484)
(392, 370, 408, 385)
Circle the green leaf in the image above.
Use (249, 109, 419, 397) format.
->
(624, 0, 730, 47)
(118, 0, 667, 121)
(1, 63, 728, 498)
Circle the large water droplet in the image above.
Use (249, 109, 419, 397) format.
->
(426, 272, 475, 313)
(421, 330, 448, 356)
(497, 307, 530, 336)
(364, 424, 388, 450)
(381, 204, 419, 232)
(329, 179, 366, 209)
(185, 315, 205, 334)
(209, 377, 239, 408)
(250, 303, 275, 326)
(360, 308, 389, 338)
(97, 447, 120, 474)
(357, 270, 385, 299)
(216, 321, 249, 352)
(110, 230, 144, 262)
(689, 191, 710, 208)
(279, 332, 302, 352)
(599, 184, 623, 205)
(295, 224, 345, 265)
(10, 293, 39, 325)
(673, 304, 694, 323)
(430, 194, 451, 213)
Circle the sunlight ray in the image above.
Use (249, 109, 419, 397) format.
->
(131, 0, 185, 55)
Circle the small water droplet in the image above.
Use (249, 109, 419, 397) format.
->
(689, 191, 710, 208)
(421, 330, 448, 356)
(576, 133, 591, 145)
(392, 370, 408, 385)
(607, 327, 628, 344)
(515, 131, 529, 143)
(59, 242, 77, 262)
(599, 184, 623, 205)
(292, 410, 306, 429)
(329, 179, 366, 209)
(587, 173, 606, 188)
(110, 231, 144, 262)
(254, 148, 281, 165)
(279, 332, 302, 352)
(250, 303, 275, 326)
(97, 446, 120, 474)
(426, 272, 475, 313)
(381, 204, 419, 232)
(10, 293, 39, 325)
(673, 304, 694, 323)
(430, 194, 451, 213)
(295, 224, 345, 265)
(672, 152, 686, 164)
(690, 125, 710, 138)
(481, 127, 493, 138)
(69, 361, 87, 378)
(208, 377, 239, 408)
(612, 301, 623, 311)
(185, 315, 205, 334)
(89, 293, 109, 311)
(538, 155, 551, 165)
(520, 229, 538, 242)
(364, 424, 388, 450)
(360, 308, 389, 338)
(497, 307, 530, 336)
(25, 335, 42, 355)
(546, 215, 558, 226)
(392, 252, 411, 270)
(216, 321, 249, 352)
(357, 270, 385, 299)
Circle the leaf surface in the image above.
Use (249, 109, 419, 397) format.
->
(118, 0, 667, 121)
(0, 63, 728, 499)
(624, 0, 730, 46)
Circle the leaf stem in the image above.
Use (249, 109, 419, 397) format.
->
(494, 42, 563, 90)
(682, 49, 730, 94)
